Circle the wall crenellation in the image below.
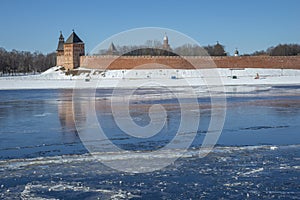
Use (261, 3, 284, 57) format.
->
(57, 32, 300, 70)
(80, 55, 300, 70)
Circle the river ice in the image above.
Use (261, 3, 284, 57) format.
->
(0, 85, 299, 199)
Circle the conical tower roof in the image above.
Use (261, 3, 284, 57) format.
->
(107, 42, 118, 55)
(108, 42, 117, 52)
(65, 30, 83, 44)
(56, 31, 64, 51)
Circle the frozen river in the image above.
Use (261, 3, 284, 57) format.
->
(0, 86, 299, 199)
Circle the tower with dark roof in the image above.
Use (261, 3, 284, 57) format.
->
(63, 30, 85, 69)
(56, 31, 65, 66)
(106, 42, 118, 55)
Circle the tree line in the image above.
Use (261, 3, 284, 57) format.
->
(100, 41, 227, 56)
(102, 41, 300, 57)
(248, 44, 300, 56)
(1, 42, 299, 75)
(0, 48, 56, 75)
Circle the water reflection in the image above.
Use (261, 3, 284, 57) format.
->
(71, 88, 197, 153)
(0, 87, 299, 160)
(58, 89, 96, 129)
(58, 99, 75, 131)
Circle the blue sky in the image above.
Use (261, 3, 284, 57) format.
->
(1, 0, 300, 55)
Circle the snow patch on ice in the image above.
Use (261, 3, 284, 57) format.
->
(240, 167, 264, 176)
(20, 182, 140, 199)
(1, 144, 298, 170)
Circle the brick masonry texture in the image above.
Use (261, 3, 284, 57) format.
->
(79, 56, 300, 70)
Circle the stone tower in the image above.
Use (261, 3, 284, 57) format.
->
(56, 31, 65, 66)
(63, 31, 85, 70)
(163, 33, 171, 50)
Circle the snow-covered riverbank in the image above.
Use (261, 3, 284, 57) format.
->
(0, 66, 300, 90)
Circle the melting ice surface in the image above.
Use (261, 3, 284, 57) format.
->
(0, 85, 299, 199)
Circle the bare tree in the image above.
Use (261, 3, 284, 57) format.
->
(0, 47, 56, 75)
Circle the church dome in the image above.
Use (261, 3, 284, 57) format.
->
(163, 33, 168, 41)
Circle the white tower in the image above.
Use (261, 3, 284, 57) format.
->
(163, 33, 170, 50)
(234, 48, 239, 56)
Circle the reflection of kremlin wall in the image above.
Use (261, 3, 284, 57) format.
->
(57, 31, 300, 70)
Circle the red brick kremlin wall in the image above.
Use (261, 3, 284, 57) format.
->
(80, 56, 300, 70)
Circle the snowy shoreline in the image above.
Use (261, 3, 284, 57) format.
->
(0, 67, 300, 90)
